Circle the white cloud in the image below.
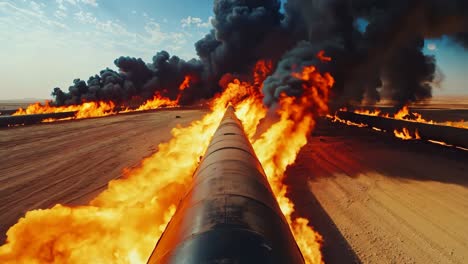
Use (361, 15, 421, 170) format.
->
(57, 0, 98, 9)
(143, 21, 187, 49)
(56, 0, 67, 10)
(80, 0, 98, 7)
(30, 1, 41, 12)
(74, 11, 97, 24)
(55, 9, 67, 19)
(0, 1, 67, 29)
(181, 16, 212, 28)
(96, 20, 133, 37)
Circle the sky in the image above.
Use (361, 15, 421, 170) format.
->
(0, 0, 466, 100)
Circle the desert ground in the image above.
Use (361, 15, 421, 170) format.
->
(1, 99, 467, 264)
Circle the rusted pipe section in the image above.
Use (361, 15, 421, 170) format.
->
(336, 111, 468, 149)
(148, 106, 304, 264)
(0, 111, 77, 128)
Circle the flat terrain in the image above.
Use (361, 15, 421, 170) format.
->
(287, 120, 468, 264)
(1, 105, 468, 264)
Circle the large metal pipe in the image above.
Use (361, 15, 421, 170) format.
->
(0, 112, 77, 128)
(336, 111, 468, 149)
(148, 106, 304, 264)
(0, 109, 18, 116)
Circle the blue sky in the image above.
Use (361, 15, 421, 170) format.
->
(0, 0, 466, 100)
(423, 37, 468, 96)
(0, 0, 213, 100)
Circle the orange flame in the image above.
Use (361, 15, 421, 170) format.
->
(253, 60, 273, 87)
(316, 50, 332, 62)
(11, 94, 181, 124)
(354, 105, 467, 129)
(0, 84, 243, 263)
(354, 108, 382, 117)
(135, 94, 179, 111)
(0, 56, 334, 264)
(243, 64, 333, 264)
(393, 128, 421, 140)
(178, 75, 191, 91)
(13, 101, 117, 120)
(327, 114, 368, 128)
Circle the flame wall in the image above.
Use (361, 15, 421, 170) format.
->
(147, 105, 304, 263)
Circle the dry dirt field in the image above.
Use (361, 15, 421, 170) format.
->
(0, 101, 467, 264)
(288, 119, 468, 264)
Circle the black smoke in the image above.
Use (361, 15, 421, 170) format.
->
(52, 53, 204, 106)
(264, 0, 468, 108)
(52, 0, 467, 108)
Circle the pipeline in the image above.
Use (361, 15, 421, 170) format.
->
(0, 111, 77, 128)
(335, 111, 468, 149)
(147, 106, 304, 264)
(0, 109, 17, 116)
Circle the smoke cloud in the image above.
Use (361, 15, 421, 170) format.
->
(51, 0, 467, 108)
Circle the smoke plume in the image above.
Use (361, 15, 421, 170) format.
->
(51, 0, 468, 107)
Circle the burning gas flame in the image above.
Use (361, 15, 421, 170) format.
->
(9, 76, 195, 124)
(329, 108, 467, 150)
(244, 62, 333, 264)
(178, 75, 191, 91)
(326, 114, 368, 128)
(11, 97, 177, 124)
(13, 101, 117, 120)
(135, 94, 179, 111)
(0, 85, 235, 264)
(393, 128, 421, 140)
(0, 57, 334, 264)
(354, 105, 468, 129)
(316, 50, 332, 62)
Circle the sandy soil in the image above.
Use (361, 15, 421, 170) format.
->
(0, 109, 207, 243)
(1, 108, 467, 264)
(287, 119, 468, 264)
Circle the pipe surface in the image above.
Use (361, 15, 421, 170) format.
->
(0, 112, 77, 127)
(147, 106, 304, 264)
(336, 111, 468, 149)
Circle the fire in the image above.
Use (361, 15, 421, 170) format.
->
(354, 105, 468, 129)
(354, 108, 383, 117)
(393, 128, 421, 140)
(327, 114, 368, 128)
(178, 75, 191, 91)
(0, 57, 334, 264)
(316, 50, 332, 62)
(253, 60, 273, 87)
(135, 94, 179, 111)
(10, 93, 181, 124)
(243, 64, 334, 264)
(428, 140, 468, 151)
(0, 84, 240, 263)
(13, 101, 117, 120)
